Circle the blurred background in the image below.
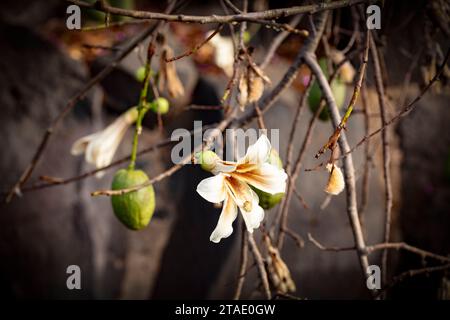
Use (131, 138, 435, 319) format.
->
(0, 0, 449, 299)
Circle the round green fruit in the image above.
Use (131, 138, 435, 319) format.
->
(308, 58, 347, 121)
(111, 169, 155, 230)
(151, 97, 170, 114)
(135, 66, 146, 82)
(251, 149, 285, 210)
(135, 67, 155, 83)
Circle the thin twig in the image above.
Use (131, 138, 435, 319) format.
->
(91, 109, 237, 196)
(4, 1, 185, 203)
(345, 47, 450, 157)
(308, 234, 450, 263)
(308, 233, 356, 252)
(233, 223, 249, 300)
(68, 0, 374, 24)
(358, 83, 371, 224)
(284, 76, 314, 175)
(304, 51, 372, 293)
(315, 29, 370, 159)
(259, 15, 303, 70)
(292, 186, 309, 210)
(165, 24, 224, 62)
(18, 140, 176, 193)
(370, 34, 393, 291)
(248, 233, 271, 299)
(366, 243, 450, 264)
(304, 47, 450, 173)
(283, 227, 305, 248)
(376, 264, 450, 297)
(4, 21, 164, 203)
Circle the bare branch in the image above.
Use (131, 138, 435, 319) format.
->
(248, 233, 271, 299)
(370, 32, 393, 290)
(68, 0, 375, 24)
(308, 234, 450, 263)
(304, 50, 372, 293)
(5, 2, 178, 203)
(233, 223, 249, 300)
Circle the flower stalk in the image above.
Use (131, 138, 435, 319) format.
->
(129, 43, 156, 170)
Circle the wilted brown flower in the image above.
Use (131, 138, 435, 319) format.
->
(264, 235, 296, 294)
(324, 163, 345, 195)
(158, 45, 185, 99)
(237, 66, 266, 110)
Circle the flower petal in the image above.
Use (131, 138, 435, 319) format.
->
(196, 174, 227, 203)
(71, 134, 95, 156)
(239, 189, 264, 233)
(224, 175, 254, 208)
(211, 160, 237, 175)
(241, 134, 271, 165)
(210, 196, 238, 243)
(233, 163, 287, 194)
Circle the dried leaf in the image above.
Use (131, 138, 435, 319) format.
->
(158, 45, 185, 98)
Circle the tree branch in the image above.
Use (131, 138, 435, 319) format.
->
(304, 51, 372, 293)
(68, 0, 375, 24)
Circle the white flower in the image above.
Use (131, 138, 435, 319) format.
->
(324, 163, 345, 195)
(71, 107, 138, 178)
(196, 135, 288, 243)
(207, 31, 235, 77)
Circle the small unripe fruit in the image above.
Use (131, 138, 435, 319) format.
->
(111, 169, 155, 230)
(243, 31, 251, 44)
(135, 67, 155, 83)
(135, 66, 146, 82)
(151, 97, 170, 114)
(251, 149, 285, 210)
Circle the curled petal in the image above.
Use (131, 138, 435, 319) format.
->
(210, 196, 238, 243)
(71, 134, 96, 156)
(196, 174, 227, 203)
(71, 107, 137, 177)
(240, 189, 264, 233)
(233, 163, 287, 195)
(241, 134, 271, 165)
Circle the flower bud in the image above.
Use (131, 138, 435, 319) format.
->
(195, 151, 220, 172)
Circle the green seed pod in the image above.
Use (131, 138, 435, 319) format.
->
(251, 149, 285, 210)
(151, 97, 170, 114)
(111, 169, 155, 230)
(308, 58, 347, 121)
